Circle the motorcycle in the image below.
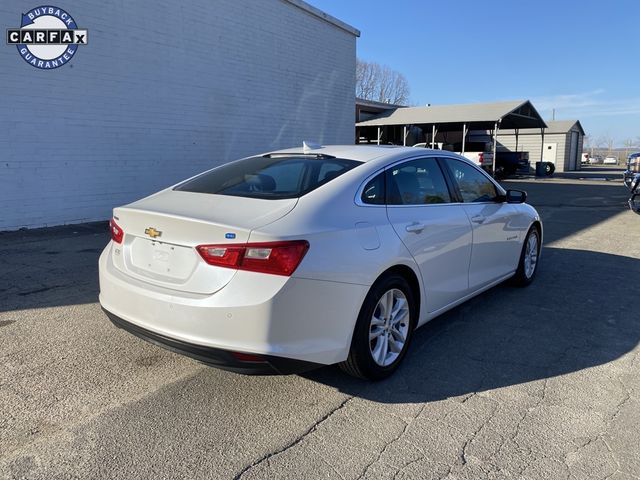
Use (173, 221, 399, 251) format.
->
(629, 173, 640, 215)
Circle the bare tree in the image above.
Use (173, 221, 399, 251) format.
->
(604, 135, 615, 155)
(624, 138, 638, 159)
(356, 58, 410, 105)
(594, 135, 607, 150)
(584, 134, 594, 157)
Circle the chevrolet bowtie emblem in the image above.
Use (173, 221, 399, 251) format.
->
(145, 227, 162, 239)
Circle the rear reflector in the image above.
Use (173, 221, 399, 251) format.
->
(231, 352, 267, 363)
(196, 240, 309, 276)
(110, 218, 124, 244)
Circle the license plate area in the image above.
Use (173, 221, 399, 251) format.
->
(129, 237, 197, 282)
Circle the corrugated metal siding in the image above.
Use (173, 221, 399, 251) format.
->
(469, 130, 584, 173)
(497, 133, 566, 169)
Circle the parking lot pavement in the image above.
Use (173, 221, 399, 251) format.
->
(1, 177, 639, 480)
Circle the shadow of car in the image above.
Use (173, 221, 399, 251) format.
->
(304, 247, 640, 403)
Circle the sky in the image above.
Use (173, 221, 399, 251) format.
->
(311, 0, 640, 146)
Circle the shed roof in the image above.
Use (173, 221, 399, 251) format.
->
(356, 100, 547, 131)
(544, 120, 585, 135)
(496, 120, 585, 136)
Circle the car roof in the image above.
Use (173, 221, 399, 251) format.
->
(265, 144, 442, 163)
(264, 143, 506, 197)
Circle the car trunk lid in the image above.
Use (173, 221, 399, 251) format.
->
(111, 189, 297, 294)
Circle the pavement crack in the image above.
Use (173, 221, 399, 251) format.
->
(314, 448, 347, 480)
(460, 392, 477, 404)
(610, 378, 631, 422)
(458, 400, 499, 467)
(601, 437, 622, 479)
(459, 432, 475, 466)
(233, 395, 353, 480)
(360, 404, 426, 479)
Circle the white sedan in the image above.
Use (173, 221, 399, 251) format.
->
(99, 145, 542, 379)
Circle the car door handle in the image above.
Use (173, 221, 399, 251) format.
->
(471, 215, 486, 224)
(405, 222, 426, 233)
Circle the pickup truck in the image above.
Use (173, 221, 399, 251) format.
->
(412, 142, 493, 168)
(624, 152, 640, 189)
(411, 142, 530, 178)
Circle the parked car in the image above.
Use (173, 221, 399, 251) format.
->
(589, 155, 603, 164)
(624, 152, 640, 189)
(603, 156, 618, 165)
(581, 153, 590, 164)
(99, 145, 542, 380)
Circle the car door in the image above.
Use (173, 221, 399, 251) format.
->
(442, 158, 522, 290)
(384, 157, 473, 314)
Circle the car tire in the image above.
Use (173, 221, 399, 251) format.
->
(545, 162, 555, 176)
(511, 226, 541, 287)
(339, 274, 417, 380)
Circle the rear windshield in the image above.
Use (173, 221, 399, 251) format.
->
(174, 155, 361, 199)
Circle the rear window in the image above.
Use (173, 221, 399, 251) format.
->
(175, 155, 361, 199)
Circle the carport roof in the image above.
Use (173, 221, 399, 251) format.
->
(355, 100, 547, 131)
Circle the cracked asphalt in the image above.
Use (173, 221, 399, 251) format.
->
(1, 170, 639, 479)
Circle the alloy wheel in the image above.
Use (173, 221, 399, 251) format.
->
(524, 231, 539, 279)
(369, 289, 410, 367)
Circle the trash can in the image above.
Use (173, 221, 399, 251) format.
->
(535, 161, 546, 177)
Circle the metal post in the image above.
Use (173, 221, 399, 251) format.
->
(377, 126, 381, 146)
(431, 125, 436, 149)
(461, 123, 467, 155)
(540, 127, 545, 164)
(492, 122, 499, 177)
(403, 126, 407, 146)
(515, 128, 519, 152)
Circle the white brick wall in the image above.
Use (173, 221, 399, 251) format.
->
(0, 0, 357, 230)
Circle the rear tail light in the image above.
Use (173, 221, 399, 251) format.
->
(478, 152, 484, 164)
(110, 218, 124, 244)
(196, 240, 309, 276)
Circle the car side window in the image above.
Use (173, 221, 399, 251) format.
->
(386, 158, 451, 205)
(446, 159, 498, 203)
(361, 172, 385, 205)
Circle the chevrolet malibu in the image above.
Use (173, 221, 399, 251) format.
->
(99, 145, 542, 380)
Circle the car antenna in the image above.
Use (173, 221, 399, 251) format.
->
(303, 141, 322, 153)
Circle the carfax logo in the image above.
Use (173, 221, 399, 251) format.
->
(6, 6, 87, 69)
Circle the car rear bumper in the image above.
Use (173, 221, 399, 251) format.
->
(103, 308, 321, 374)
(98, 243, 369, 368)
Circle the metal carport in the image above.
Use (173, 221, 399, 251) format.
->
(355, 100, 547, 175)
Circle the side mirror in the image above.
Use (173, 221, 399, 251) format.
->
(505, 189, 527, 204)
